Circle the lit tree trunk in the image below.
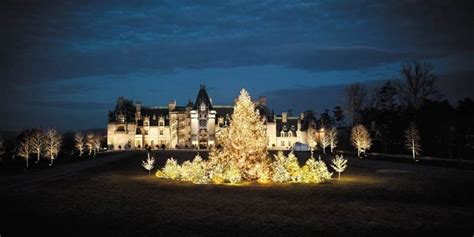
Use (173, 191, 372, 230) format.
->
(37, 150, 40, 162)
(412, 140, 415, 160)
(338, 171, 341, 180)
(26, 155, 29, 168)
(50, 155, 54, 166)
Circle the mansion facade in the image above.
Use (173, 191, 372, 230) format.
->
(107, 86, 322, 150)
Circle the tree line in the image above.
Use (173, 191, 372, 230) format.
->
(317, 61, 474, 160)
(0, 129, 105, 169)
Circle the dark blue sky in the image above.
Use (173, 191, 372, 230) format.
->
(1, 0, 473, 131)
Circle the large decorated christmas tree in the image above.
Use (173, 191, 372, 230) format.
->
(213, 89, 270, 180)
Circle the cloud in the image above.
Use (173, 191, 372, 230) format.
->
(1, 0, 472, 84)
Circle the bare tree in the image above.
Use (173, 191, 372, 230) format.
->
(86, 133, 94, 155)
(318, 129, 330, 154)
(17, 137, 33, 168)
(306, 126, 318, 158)
(74, 132, 85, 156)
(331, 155, 347, 180)
(44, 129, 62, 166)
(345, 83, 367, 126)
(30, 130, 44, 163)
(92, 134, 102, 157)
(405, 122, 422, 161)
(398, 61, 440, 109)
(351, 124, 372, 157)
(328, 127, 338, 153)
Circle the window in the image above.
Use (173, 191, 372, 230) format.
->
(144, 121, 149, 126)
(281, 141, 285, 146)
(118, 115, 125, 123)
(160, 130, 164, 135)
(159, 122, 164, 126)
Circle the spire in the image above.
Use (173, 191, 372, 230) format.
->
(193, 85, 213, 110)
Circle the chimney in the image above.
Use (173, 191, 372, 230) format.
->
(282, 112, 288, 123)
(135, 101, 141, 120)
(168, 100, 176, 111)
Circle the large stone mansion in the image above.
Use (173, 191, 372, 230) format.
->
(107, 86, 322, 150)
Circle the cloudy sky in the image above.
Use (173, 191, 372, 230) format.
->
(1, 0, 473, 131)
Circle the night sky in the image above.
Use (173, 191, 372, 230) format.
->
(1, 0, 473, 131)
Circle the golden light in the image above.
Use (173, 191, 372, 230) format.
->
(153, 89, 344, 185)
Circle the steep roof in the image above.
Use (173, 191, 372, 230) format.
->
(193, 85, 213, 110)
(300, 111, 320, 131)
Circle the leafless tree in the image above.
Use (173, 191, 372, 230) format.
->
(306, 126, 318, 158)
(405, 122, 422, 161)
(351, 124, 372, 157)
(44, 129, 62, 166)
(86, 133, 94, 155)
(318, 129, 330, 154)
(17, 134, 34, 168)
(328, 127, 338, 153)
(345, 83, 367, 126)
(92, 134, 102, 156)
(74, 132, 85, 156)
(30, 130, 44, 163)
(397, 61, 440, 109)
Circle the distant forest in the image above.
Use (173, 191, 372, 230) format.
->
(322, 61, 474, 159)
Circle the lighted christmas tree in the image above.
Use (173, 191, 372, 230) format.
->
(331, 155, 347, 179)
(214, 89, 270, 180)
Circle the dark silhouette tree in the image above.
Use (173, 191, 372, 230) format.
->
(397, 61, 440, 109)
(345, 83, 367, 126)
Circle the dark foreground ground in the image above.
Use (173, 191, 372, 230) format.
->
(1, 150, 474, 236)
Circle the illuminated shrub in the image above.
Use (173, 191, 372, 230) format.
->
(180, 154, 209, 184)
(271, 151, 291, 183)
(300, 158, 332, 183)
(285, 152, 302, 182)
(223, 161, 242, 184)
(156, 158, 181, 180)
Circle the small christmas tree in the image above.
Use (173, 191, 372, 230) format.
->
(156, 158, 181, 180)
(285, 152, 302, 182)
(331, 155, 347, 179)
(142, 156, 155, 175)
(271, 151, 290, 183)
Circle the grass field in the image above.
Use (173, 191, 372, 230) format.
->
(1, 150, 473, 236)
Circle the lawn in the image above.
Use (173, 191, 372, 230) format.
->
(1, 150, 473, 236)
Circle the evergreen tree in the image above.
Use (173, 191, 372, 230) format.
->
(213, 89, 270, 180)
